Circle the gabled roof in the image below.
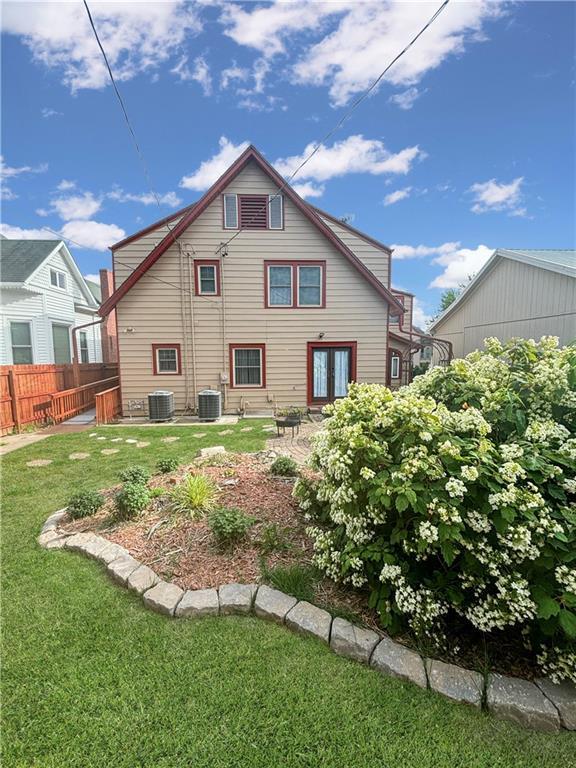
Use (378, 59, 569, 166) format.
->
(0, 239, 61, 282)
(312, 205, 392, 254)
(85, 279, 102, 303)
(429, 247, 576, 332)
(99, 145, 404, 316)
(111, 202, 197, 251)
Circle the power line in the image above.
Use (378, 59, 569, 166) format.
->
(219, 0, 451, 252)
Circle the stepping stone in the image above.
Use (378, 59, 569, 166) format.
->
(26, 459, 52, 467)
(535, 678, 576, 730)
(370, 636, 427, 689)
(94, 541, 128, 565)
(110, 438, 124, 443)
(101, 449, 119, 455)
(161, 436, 180, 443)
(218, 583, 257, 615)
(69, 452, 90, 460)
(218, 429, 233, 435)
(262, 426, 275, 432)
(198, 446, 226, 458)
(487, 674, 560, 732)
(127, 565, 160, 595)
(240, 427, 253, 432)
(254, 585, 297, 624)
(285, 601, 332, 644)
(330, 618, 380, 664)
(143, 581, 184, 616)
(107, 555, 141, 586)
(176, 588, 219, 618)
(426, 659, 483, 707)
(192, 433, 207, 439)
(96, 436, 107, 441)
(89, 433, 98, 437)
(136, 441, 150, 448)
(125, 439, 138, 444)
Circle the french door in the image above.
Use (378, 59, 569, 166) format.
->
(308, 343, 356, 404)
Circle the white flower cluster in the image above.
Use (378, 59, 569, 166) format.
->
(555, 564, 576, 594)
(445, 477, 467, 499)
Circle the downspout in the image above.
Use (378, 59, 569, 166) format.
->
(71, 318, 104, 386)
(186, 252, 198, 412)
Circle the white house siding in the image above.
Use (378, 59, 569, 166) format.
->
(0, 287, 46, 364)
(433, 257, 576, 358)
(114, 161, 391, 414)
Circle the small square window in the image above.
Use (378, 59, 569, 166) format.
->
(195, 261, 220, 296)
(153, 344, 181, 375)
(50, 269, 66, 290)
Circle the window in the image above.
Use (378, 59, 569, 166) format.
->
(152, 344, 181, 375)
(223, 194, 284, 230)
(265, 261, 325, 308)
(10, 321, 33, 364)
(79, 331, 89, 363)
(194, 260, 220, 296)
(52, 324, 71, 364)
(50, 269, 66, 290)
(390, 354, 400, 379)
(230, 344, 265, 388)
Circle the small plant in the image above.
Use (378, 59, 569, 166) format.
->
(257, 522, 292, 555)
(270, 455, 299, 477)
(156, 457, 179, 474)
(170, 473, 218, 518)
(208, 507, 255, 548)
(118, 465, 150, 485)
(262, 563, 319, 602)
(67, 489, 104, 520)
(149, 487, 166, 499)
(276, 406, 306, 419)
(115, 482, 151, 520)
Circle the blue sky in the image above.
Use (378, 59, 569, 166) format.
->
(2, 0, 574, 326)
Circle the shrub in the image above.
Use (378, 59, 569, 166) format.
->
(262, 563, 319, 602)
(118, 465, 150, 485)
(115, 482, 151, 520)
(149, 487, 166, 499)
(170, 473, 218, 518)
(67, 489, 104, 520)
(257, 522, 292, 555)
(208, 507, 255, 548)
(270, 456, 299, 477)
(297, 338, 576, 683)
(156, 457, 179, 474)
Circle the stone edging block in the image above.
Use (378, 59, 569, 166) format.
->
(37, 508, 575, 733)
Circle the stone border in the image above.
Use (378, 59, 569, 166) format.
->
(39, 511, 575, 734)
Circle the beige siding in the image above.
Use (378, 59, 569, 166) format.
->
(318, 216, 390, 287)
(115, 161, 391, 414)
(433, 257, 576, 359)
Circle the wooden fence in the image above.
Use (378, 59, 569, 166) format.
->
(50, 377, 120, 425)
(95, 385, 122, 426)
(0, 363, 118, 434)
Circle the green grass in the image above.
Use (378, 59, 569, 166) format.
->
(2, 421, 574, 767)
(262, 562, 320, 602)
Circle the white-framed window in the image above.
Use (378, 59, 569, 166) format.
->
(195, 261, 220, 296)
(268, 265, 292, 306)
(10, 321, 33, 364)
(268, 194, 283, 229)
(153, 344, 181, 375)
(231, 345, 265, 388)
(52, 323, 71, 364)
(297, 265, 322, 306)
(50, 269, 67, 290)
(223, 193, 239, 229)
(79, 331, 89, 363)
(390, 354, 401, 379)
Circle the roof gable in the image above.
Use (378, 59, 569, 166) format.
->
(99, 145, 403, 316)
(0, 239, 62, 282)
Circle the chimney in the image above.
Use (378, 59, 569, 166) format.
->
(99, 269, 118, 363)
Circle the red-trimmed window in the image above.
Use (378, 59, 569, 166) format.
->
(152, 343, 181, 375)
(223, 194, 283, 230)
(194, 260, 221, 296)
(264, 261, 325, 308)
(229, 344, 266, 388)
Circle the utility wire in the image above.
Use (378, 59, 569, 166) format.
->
(218, 0, 451, 252)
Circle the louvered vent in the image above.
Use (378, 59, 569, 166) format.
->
(240, 195, 268, 229)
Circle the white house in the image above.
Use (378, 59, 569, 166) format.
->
(0, 237, 102, 365)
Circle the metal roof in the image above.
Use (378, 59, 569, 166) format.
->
(0, 239, 60, 282)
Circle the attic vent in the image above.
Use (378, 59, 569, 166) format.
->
(240, 195, 268, 229)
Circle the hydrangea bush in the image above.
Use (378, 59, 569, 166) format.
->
(295, 337, 576, 682)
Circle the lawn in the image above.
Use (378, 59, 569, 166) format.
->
(2, 422, 574, 767)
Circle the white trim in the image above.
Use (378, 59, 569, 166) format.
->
(9, 319, 34, 365)
(26, 242, 99, 309)
(268, 194, 283, 230)
(50, 268, 67, 291)
(155, 346, 179, 374)
(223, 193, 239, 230)
(50, 321, 73, 364)
(296, 264, 323, 307)
(196, 263, 218, 295)
(267, 264, 292, 307)
(232, 347, 263, 388)
(390, 354, 400, 379)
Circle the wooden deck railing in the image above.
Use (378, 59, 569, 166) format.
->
(50, 377, 119, 425)
(95, 385, 122, 425)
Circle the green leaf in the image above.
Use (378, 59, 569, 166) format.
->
(559, 610, 576, 638)
(536, 596, 560, 619)
(440, 541, 456, 566)
(395, 494, 409, 513)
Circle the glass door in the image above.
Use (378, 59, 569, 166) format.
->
(311, 345, 352, 402)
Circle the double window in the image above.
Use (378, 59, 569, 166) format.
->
(152, 344, 181, 375)
(265, 261, 325, 308)
(229, 344, 265, 388)
(194, 260, 220, 296)
(223, 193, 283, 230)
(10, 321, 33, 364)
(50, 269, 66, 290)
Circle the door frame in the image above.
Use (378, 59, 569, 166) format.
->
(307, 341, 357, 406)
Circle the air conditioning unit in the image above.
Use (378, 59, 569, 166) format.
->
(148, 390, 175, 422)
(198, 389, 221, 421)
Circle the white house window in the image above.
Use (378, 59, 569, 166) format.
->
(223, 193, 238, 229)
(153, 344, 181, 375)
(268, 194, 283, 229)
(10, 321, 33, 364)
(231, 345, 265, 388)
(195, 261, 220, 296)
(50, 269, 67, 290)
(391, 354, 401, 379)
(298, 265, 322, 306)
(268, 265, 292, 306)
(79, 331, 89, 364)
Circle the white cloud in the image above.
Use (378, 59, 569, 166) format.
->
(41, 107, 62, 118)
(293, 1, 503, 106)
(391, 242, 460, 260)
(51, 192, 102, 221)
(220, 62, 249, 89)
(469, 177, 526, 216)
(383, 187, 412, 206)
(0, 224, 55, 240)
(107, 188, 182, 207)
(57, 179, 76, 191)
(180, 136, 250, 191)
(274, 135, 423, 184)
(83, 273, 101, 283)
(1, 187, 18, 201)
(0, 155, 47, 179)
(412, 296, 432, 329)
(430, 244, 494, 288)
(1, 1, 203, 92)
(60, 220, 125, 251)
(292, 181, 325, 199)
(171, 55, 212, 95)
(389, 87, 421, 110)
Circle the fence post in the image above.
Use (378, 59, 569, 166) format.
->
(7, 368, 21, 433)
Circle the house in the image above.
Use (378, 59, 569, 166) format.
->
(99, 145, 408, 416)
(429, 248, 576, 358)
(0, 237, 107, 365)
